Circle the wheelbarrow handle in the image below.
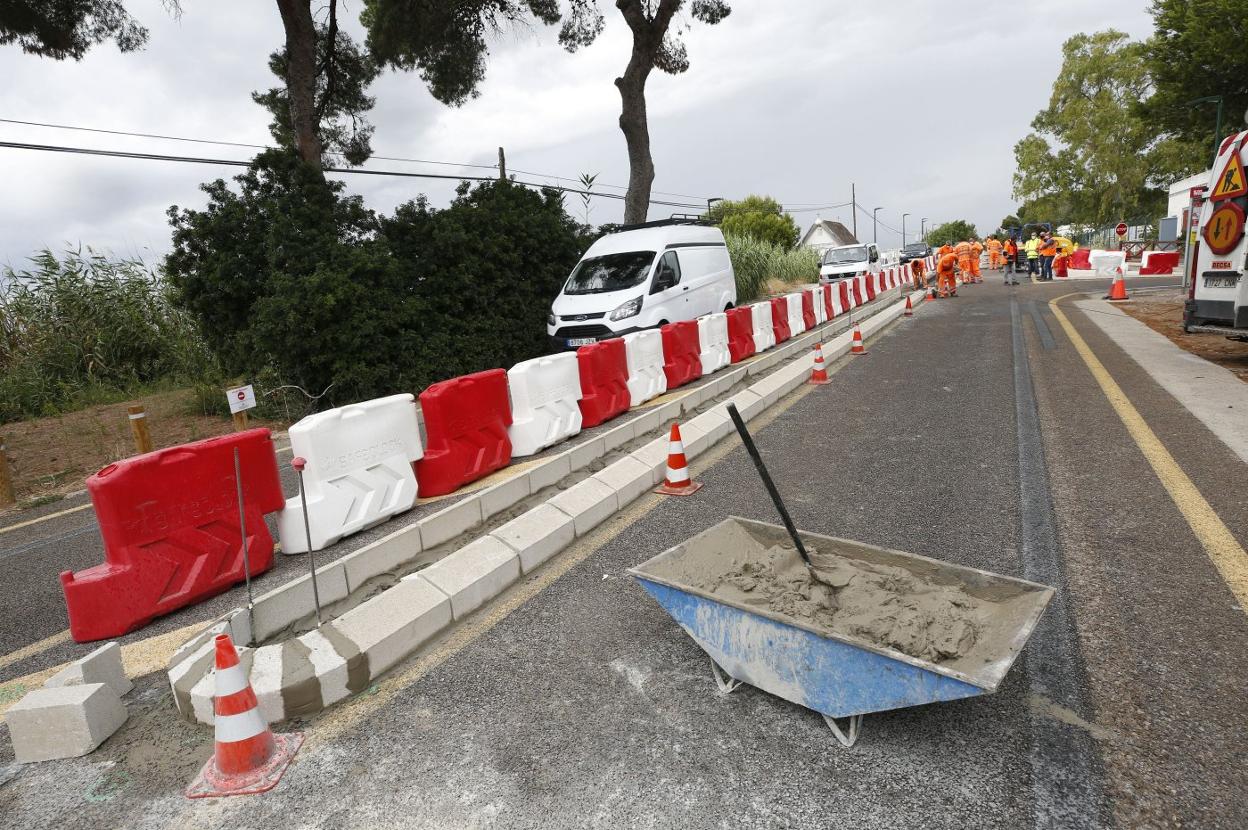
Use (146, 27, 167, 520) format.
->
(725, 404, 813, 567)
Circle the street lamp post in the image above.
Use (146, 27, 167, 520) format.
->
(1182, 95, 1225, 167)
(872, 207, 883, 244)
(902, 213, 910, 245)
(921, 217, 928, 240)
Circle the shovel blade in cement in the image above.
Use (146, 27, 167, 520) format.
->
(629, 517, 1054, 720)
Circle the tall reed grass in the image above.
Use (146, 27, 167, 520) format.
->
(725, 233, 819, 302)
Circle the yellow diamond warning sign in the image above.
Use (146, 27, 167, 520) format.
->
(1210, 150, 1247, 201)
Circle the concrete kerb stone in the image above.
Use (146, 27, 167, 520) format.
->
(414, 535, 520, 620)
(7, 684, 128, 763)
(479, 469, 533, 521)
(251, 561, 349, 642)
(491, 502, 576, 573)
(569, 434, 607, 473)
(165, 289, 913, 726)
(547, 477, 618, 537)
(44, 641, 132, 698)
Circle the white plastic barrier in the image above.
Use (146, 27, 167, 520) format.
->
(807, 286, 826, 325)
(696, 313, 731, 376)
(855, 275, 868, 307)
(623, 329, 668, 406)
(828, 283, 844, 317)
(507, 352, 584, 457)
(750, 302, 777, 353)
(277, 394, 423, 554)
(1090, 250, 1126, 277)
(786, 293, 806, 336)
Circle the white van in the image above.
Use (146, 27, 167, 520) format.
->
(1185, 128, 1248, 340)
(548, 219, 737, 349)
(819, 242, 880, 283)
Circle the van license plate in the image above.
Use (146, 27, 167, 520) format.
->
(567, 337, 597, 347)
(1203, 274, 1240, 289)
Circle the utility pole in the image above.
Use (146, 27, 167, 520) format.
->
(498, 146, 507, 180)
(902, 213, 910, 245)
(851, 183, 857, 239)
(921, 217, 929, 240)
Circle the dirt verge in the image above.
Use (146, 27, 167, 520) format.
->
(1118, 289, 1248, 383)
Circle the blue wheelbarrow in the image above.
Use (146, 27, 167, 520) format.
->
(629, 517, 1054, 747)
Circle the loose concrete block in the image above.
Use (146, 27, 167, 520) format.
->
(547, 478, 618, 537)
(569, 435, 606, 473)
(491, 503, 575, 573)
(248, 644, 286, 724)
(599, 419, 636, 452)
(479, 470, 532, 521)
(251, 561, 349, 642)
(591, 456, 653, 507)
(528, 450, 572, 492)
(416, 536, 520, 620)
(7, 684, 127, 763)
(420, 495, 484, 549)
(333, 577, 451, 678)
(45, 641, 132, 698)
(630, 437, 670, 485)
(340, 522, 423, 593)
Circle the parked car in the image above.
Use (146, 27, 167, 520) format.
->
(900, 242, 931, 263)
(819, 242, 880, 283)
(548, 218, 737, 349)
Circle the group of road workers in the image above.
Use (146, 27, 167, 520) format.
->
(905, 232, 1071, 298)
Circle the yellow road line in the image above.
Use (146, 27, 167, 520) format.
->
(0, 629, 72, 673)
(0, 502, 92, 535)
(1048, 294, 1248, 610)
(306, 372, 829, 750)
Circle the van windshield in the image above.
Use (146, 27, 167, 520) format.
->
(823, 246, 868, 265)
(563, 251, 656, 295)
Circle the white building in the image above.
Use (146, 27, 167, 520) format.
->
(798, 219, 858, 255)
(1163, 170, 1212, 242)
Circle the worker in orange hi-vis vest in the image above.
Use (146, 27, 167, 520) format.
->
(936, 250, 959, 297)
(987, 237, 1003, 270)
(909, 257, 927, 289)
(970, 239, 984, 282)
(954, 240, 973, 285)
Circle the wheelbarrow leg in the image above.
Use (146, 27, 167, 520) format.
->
(709, 658, 742, 695)
(822, 714, 863, 748)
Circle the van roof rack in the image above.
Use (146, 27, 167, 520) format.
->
(617, 214, 711, 231)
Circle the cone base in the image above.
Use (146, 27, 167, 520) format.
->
(850, 348, 868, 356)
(655, 480, 703, 497)
(186, 732, 304, 799)
(808, 376, 831, 385)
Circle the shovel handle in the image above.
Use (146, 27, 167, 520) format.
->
(725, 404, 812, 567)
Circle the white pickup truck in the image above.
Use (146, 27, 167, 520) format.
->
(1186, 128, 1248, 341)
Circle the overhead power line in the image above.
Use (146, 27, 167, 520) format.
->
(0, 141, 709, 209)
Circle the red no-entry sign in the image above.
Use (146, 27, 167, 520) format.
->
(1115, 222, 1128, 237)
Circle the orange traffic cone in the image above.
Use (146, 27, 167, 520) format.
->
(809, 342, 831, 385)
(186, 634, 303, 799)
(903, 295, 914, 317)
(1104, 268, 1129, 302)
(654, 423, 702, 496)
(850, 325, 867, 355)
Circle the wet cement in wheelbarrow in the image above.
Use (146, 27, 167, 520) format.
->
(692, 538, 986, 664)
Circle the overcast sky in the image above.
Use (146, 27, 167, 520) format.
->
(0, 0, 1156, 268)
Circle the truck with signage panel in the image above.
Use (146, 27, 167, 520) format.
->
(1185, 129, 1248, 340)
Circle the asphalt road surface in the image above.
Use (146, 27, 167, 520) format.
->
(2, 275, 1246, 829)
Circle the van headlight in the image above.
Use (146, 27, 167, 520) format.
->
(609, 297, 642, 321)
(548, 311, 556, 327)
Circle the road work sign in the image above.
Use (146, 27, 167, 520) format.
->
(1202, 201, 1245, 255)
(1210, 151, 1246, 201)
(226, 384, 257, 414)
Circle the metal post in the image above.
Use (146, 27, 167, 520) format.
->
(127, 405, 152, 455)
(293, 457, 322, 626)
(1213, 97, 1224, 168)
(872, 207, 883, 244)
(902, 213, 909, 245)
(233, 447, 255, 616)
(851, 183, 857, 238)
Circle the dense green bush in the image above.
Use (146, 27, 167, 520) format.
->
(725, 234, 819, 301)
(0, 249, 215, 422)
(707, 195, 800, 249)
(165, 150, 590, 406)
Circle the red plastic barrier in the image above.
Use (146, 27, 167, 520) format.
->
(838, 281, 850, 312)
(416, 369, 512, 497)
(866, 273, 877, 301)
(800, 291, 816, 330)
(851, 278, 864, 307)
(822, 284, 835, 320)
(577, 339, 630, 428)
(1069, 249, 1091, 270)
(1141, 251, 1180, 275)
(660, 321, 704, 389)
(769, 297, 792, 343)
(61, 429, 283, 642)
(1054, 256, 1069, 278)
(726, 307, 756, 363)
